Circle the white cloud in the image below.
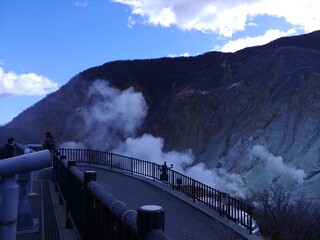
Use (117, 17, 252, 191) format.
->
(75, 0, 90, 8)
(0, 67, 59, 96)
(219, 28, 296, 52)
(256, 0, 320, 33)
(0, 59, 6, 66)
(113, 0, 320, 37)
(168, 52, 190, 58)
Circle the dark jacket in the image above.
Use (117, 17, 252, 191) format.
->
(43, 138, 56, 151)
(4, 143, 15, 158)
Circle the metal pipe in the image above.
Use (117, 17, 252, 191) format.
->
(0, 150, 52, 177)
(13, 145, 36, 195)
(0, 149, 52, 240)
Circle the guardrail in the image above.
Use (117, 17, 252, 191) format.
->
(56, 148, 255, 235)
(53, 151, 171, 240)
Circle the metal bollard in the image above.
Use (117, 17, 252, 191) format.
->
(16, 173, 38, 233)
(27, 172, 36, 196)
(0, 177, 19, 240)
(65, 160, 76, 228)
(82, 171, 96, 240)
(137, 205, 165, 240)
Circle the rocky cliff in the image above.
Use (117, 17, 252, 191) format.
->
(1, 31, 320, 199)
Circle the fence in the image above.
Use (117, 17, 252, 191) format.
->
(53, 152, 171, 240)
(56, 148, 254, 235)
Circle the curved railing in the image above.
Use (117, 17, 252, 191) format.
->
(56, 148, 256, 235)
(53, 150, 171, 240)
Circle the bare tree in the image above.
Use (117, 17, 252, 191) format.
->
(284, 195, 320, 240)
(250, 184, 320, 239)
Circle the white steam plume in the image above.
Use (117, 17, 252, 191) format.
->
(114, 133, 244, 196)
(185, 164, 244, 196)
(249, 145, 305, 185)
(113, 133, 194, 173)
(59, 141, 86, 149)
(78, 80, 148, 149)
(62, 79, 245, 196)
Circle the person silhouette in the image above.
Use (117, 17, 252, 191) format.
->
(43, 132, 56, 151)
(4, 137, 15, 158)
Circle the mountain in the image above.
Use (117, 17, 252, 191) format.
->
(1, 31, 320, 200)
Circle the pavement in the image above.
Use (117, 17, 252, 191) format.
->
(15, 169, 77, 240)
(12, 165, 260, 240)
(77, 165, 261, 240)
(16, 180, 42, 240)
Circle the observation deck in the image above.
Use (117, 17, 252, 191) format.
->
(1, 145, 261, 240)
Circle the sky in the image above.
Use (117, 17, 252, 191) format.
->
(0, 0, 319, 125)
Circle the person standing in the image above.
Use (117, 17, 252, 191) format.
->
(4, 137, 15, 158)
(43, 132, 56, 151)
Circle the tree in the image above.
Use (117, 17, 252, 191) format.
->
(250, 184, 320, 239)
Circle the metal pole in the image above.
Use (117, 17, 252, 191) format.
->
(17, 173, 37, 232)
(82, 171, 96, 240)
(137, 205, 165, 240)
(0, 177, 19, 240)
(66, 160, 76, 228)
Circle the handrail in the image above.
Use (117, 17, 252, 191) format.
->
(53, 150, 171, 240)
(57, 148, 255, 234)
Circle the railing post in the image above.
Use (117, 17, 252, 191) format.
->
(192, 180, 196, 202)
(219, 192, 223, 216)
(137, 205, 165, 240)
(227, 194, 230, 220)
(54, 152, 61, 191)
(152, 163, 156, 181)
(66, 160, 76, 228)
(130, 158, 134, 174)
(171, 171, 175, 190)
(82, 171, 96, 240)
(59, 155, 66, 204)
(249, 206, 253, 234)
(52, 150, 58, 183)
(88, 150, 91, 165)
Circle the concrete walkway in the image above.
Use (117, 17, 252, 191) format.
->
(78, 165, 259, 240)
(15, 169, 77, 240)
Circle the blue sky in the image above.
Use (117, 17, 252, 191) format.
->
(0, 0, 319, 125)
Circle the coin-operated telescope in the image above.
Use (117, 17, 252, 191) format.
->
(0, 150, 52, 240)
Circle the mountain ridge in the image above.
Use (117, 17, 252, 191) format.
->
(1, 30, 320, 200)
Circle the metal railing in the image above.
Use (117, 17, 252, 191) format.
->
(56, 148, 254, 234)
(53, 151, 170, 240)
